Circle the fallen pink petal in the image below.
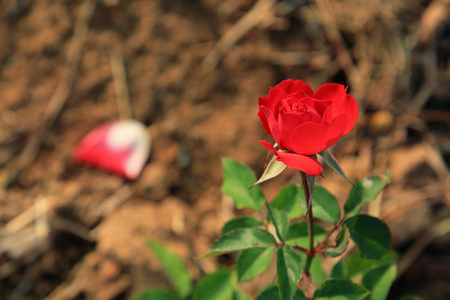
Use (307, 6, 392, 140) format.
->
(74, 120, 151, 180)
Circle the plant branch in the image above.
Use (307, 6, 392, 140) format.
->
(293, 245, 309, 255)
(301, 172, 315, 274)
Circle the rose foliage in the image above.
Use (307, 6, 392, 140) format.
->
(133, 79, 396, 300)
(258, 79, 358, 175)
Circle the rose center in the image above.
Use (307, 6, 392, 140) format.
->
(292, 102, 306, 114)
(281, 97, 322, 123)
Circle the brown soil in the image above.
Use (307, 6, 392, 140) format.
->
(0, 0, 449, 299)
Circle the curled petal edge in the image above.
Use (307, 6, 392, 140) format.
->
(259, 140, 323, 176)
(259, 106, 282, 146)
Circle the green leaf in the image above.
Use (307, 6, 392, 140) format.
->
(233, 289, 251, 300)
(310, 255, 325, 284)
(286, 222, 327, 248)
(295, 251, 325, 285)
(344, 174, 390, 218)
(131, 289, 182, 300)
(319, 149, 352, 184)
(266, 202, 290, 241)
(343, 181, 364, 217)
(293, 289, 307, 300)
(330, 259, 347, 279)
(271, 185, 304, 219)
(362, 264, 396, 300)
(313, 279, 370, 300)
(277, 245, 303, 300)
(221, 158, 265, 211)
(206, 228, 276, 257)
(252, 153, 286, 187)
(345, 215, 391, 259)
(359, 172, 390, 203)
(192, 269, 236, 300)
(221, 216, 263, 235)
(255, 285, 280, 300)
(311, 185, 341, 224)
(295, 185, 340, 223)
(346, 252, 398, 279)
(324, 225, 350, 258)
(237, 247, 275, 282)
(145, 239, 193, 298)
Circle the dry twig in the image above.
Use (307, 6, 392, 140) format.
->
(202, 0, 274, 72)
(110, 51, 133, 120)
(2, 0, 97, 187)
(312, 0, 355, 77)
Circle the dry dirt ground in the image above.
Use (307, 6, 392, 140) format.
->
(0, 0, 449, 299)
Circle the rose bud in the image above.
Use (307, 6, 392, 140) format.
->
(258, 79, 358, 176)
(74, 120, 151, 180)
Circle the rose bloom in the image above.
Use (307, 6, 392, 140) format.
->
(258, 79, 358, 176)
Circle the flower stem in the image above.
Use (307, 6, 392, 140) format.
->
(301, 172, 315, 274)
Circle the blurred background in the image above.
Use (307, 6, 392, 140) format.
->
(0, 0, 449, 299)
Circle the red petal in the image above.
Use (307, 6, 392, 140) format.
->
(258, 87, 287, 118)
(74, 120, 150, 180)
(314, 84, 358, 135)
(304, 94, 331, 117)
(257, 108, 271, 136)
(340, 94, 359, 135)
(276, 79, 314, 96)
(288, 115, 348, 155)
(259, 140, 323, 175)
(259, 106, 282, 146)
(313, 83, 346, 100)
(275, 151, 323, 175)
(278, 106, 305, 149)
(259, 140, 277, 153)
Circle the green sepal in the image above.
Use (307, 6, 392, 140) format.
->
(319, 149, 352, 184)
(252, 152, 286, 187)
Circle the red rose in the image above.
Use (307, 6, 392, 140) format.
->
(258, 79, 358, 176)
